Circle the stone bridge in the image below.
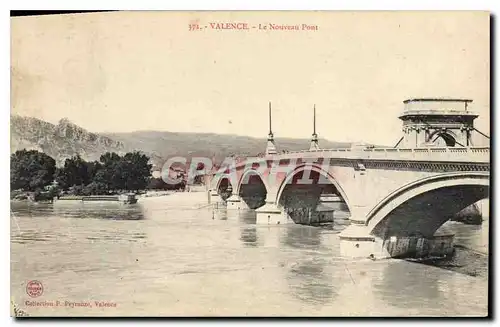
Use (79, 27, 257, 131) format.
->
(206, 99, 490, 258)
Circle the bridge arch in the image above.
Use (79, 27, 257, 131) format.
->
(236, 168, 270, 196)
(275, 164, 351, 224)
(366, 172, 489, 239)
(213, 174, 227, 191)
(215, 174, 234, 202)
(236, 169, 269, 209)
(276, 164, 351, 208)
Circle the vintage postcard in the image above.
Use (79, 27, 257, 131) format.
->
(10, 11, 490, 317)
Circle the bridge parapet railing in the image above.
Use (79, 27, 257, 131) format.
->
(220, 147, 489, 176)
(471, 148, 489, 153)
(276, 146, 490, 162)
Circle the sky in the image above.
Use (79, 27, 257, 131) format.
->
(11, 11, 490, 146)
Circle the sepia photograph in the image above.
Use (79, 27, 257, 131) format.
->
(10, 10, 490, 317)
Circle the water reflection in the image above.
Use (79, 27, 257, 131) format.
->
(286, 257, 339, 306)
(10, 230, 57, 244)
(212, 208, 228, 220)
(11, 224, 147, 245)
(282, 226, 322, 250)
(11, 202, 55, 218)
(372, 261, 446, 309)
(238, 209, 257, 224)
(85, 231, 147, 243)
(238, 210, 258, 247)
(54, 203, 145, 220)
(11, 201, 145, 221)
(281, 226, 339, 305)
(240, 227, 258, 247)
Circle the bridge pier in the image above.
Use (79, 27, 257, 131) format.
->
(339, 224, 380, 258)
(226, 194, 249, 210)
(208, 190, 223, 204)
(339, 204, 405, 258)
(255, 202, 291, 225)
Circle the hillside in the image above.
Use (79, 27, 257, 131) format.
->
(10, 115, 126, 165)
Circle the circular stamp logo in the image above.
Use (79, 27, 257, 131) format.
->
(26, 280, 43, 298)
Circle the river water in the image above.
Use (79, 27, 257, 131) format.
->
(10, 192, 488, 317)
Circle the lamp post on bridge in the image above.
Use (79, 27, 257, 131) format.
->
(309, 104, 320, 151)
(265, 101, 278, 155)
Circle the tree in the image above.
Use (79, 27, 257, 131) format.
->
(121, 151, 152, 191)
(83, 181, 108, 195)
(99, 152, 121, 167)
(54, 167, 68, 190)
(97, 152, 122, 191)
(55, 157, 103, 191)
(92, 169, 110, 192)
(68, 185, 85, 196)
(147, 177, 168, 190)
(55, 155, 90, 190)
(10, 149, 152, 196)
(94, 151, 152, 192)
(10, 150, 56, 191)
(86, 161, 103, 183)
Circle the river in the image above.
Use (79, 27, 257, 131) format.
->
(10, 192, 488, 317)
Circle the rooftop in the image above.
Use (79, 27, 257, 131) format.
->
(400, 98, 478, 119)
(403, 98, 473, 104)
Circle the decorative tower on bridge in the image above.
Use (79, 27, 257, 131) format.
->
(397, 98, 478, 148)
(265, 102, 278, 155)
(309, 104, 320, 151)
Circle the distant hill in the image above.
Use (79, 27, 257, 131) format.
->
(11, 115, 356, 167)
(11, 115, 126, 165)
